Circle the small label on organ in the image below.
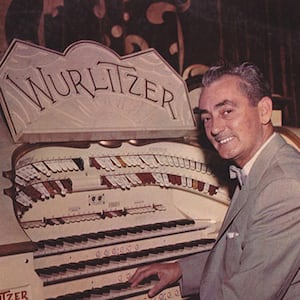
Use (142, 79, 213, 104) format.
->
(0, 285, 32, 300)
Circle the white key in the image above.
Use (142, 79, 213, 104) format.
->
(201, 164, 208, 174)
(190, 160, 196, 170)
(113, 175, 127, 189)
(53, 160, 63, 172)
(56, 180, 66, 196)
(172, 156, 179, 167)
(152, 173, 164, 186)
(120, 156, 132, 167)
(132, 155, 145, 168)
(126, 173, 142, 185)
(44, 161, 59, 173)
(33, 161, 51, 176)
(155, 154, 166, 166)
(69, 159, 80, 171)
(120, 175, 131, 189)
(178, 157, 185, 168)
(104, 157, 115, 171)
(15, 176, 26, 186)
(16, 191, 32, 207)
(33, 183, 50, 199)
(16, 168, 30, 182)
(162, 173, 170, 187)
(195, 161, 202, 172)
(105, 175, 119, 187)
(59, 160, 69, 172)
(110, 156, 122, 168)
(26, 165, 41, 180)
(187, 177, 192, 188)
(203, 182, 210, 193)
(95, 157, 109, 170)
(184, 159, 190, 169)
(167, 155, 174, 166)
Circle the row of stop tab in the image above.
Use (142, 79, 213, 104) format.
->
(90, 154, 210, 173)
(102, 172, 218, 195)
(15, 154, 211, 184)
(15, 172, 218, 212)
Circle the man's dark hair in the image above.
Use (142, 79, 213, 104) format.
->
(202, 62, 271, 106)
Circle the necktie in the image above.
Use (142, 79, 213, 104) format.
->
(229, 165, 246, 187)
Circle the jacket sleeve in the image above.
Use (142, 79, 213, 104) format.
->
(178, 250, 210, 296)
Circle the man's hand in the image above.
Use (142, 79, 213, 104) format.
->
(128, 262, 182, 297)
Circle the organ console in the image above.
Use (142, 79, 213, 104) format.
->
(0, 40, 299, 300)
(4, 138, 231, 300)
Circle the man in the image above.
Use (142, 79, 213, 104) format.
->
(129, 62, 300, 299)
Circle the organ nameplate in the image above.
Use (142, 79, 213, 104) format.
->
(0, 284, 32, 300)
(0, 39, 196, 143)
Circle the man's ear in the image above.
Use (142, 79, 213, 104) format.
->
(258, 96, 273, 124)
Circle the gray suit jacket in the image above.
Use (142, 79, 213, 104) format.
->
(179, 133, 300, 299)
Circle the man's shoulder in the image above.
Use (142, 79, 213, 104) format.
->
(252, 137, 300, 187)
(274, 140, 300, 173)
(260, 144, 300, 189)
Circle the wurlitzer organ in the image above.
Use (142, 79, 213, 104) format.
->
(0, 39, 245, 300)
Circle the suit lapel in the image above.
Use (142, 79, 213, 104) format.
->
(217, 183, 248, 239)
(215, 134, 285, 242)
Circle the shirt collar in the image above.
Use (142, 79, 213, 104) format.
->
(243, 132, 276, 176)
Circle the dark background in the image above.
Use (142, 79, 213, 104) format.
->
(2, 0, 300, 127)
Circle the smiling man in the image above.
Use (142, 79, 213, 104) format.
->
(199, 72, 273, 167)
(129, 62, 300, 299)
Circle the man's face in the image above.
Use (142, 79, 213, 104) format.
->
(199, 75, 266, 167)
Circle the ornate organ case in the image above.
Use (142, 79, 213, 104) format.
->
(1, 40, 297, 300)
